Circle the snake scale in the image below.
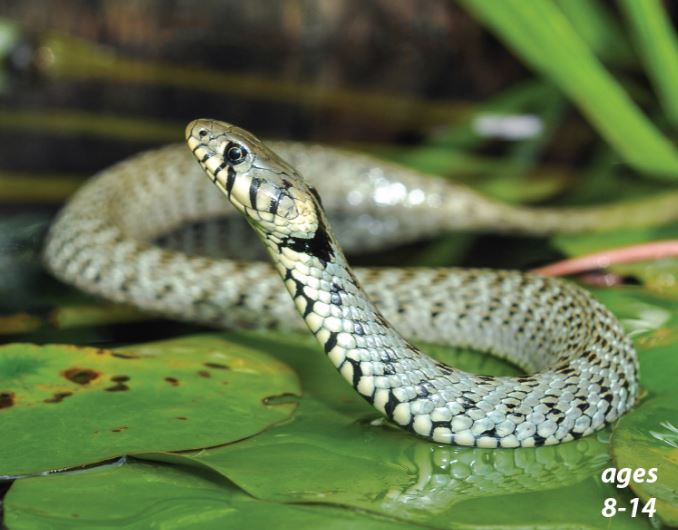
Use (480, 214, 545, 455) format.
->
(43, 119, 640, 448)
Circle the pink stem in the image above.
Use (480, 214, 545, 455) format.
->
(531, 240, 678, 277)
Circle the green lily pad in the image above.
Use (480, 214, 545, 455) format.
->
(149, 401, 628, 528)
(4, 461, 418, 530)
(597, 287, 678, 525)
(0, 335, 300, 477)
(136, 330, 648, 528)
(612, 397, 678, 526)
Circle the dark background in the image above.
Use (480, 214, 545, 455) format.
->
(0, 0, 528, 177)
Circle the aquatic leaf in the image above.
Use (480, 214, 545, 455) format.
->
(0, 335, 299, 477)
(608, 260, 678, 299)
(558, 0, 633, 65)
(612, 397, 678, 526)
(589, 287, 678, 524)
(138, 330, 648, 529)
(4, 461, 418, 530)
(0, 171, 84, 203)
(0, 109, 182, 143)
(150, 403, 636, 528)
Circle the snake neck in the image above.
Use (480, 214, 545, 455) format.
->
(265, 218, 410, 375)
(261, 219, 636, 449)
(263, 219, 455, 433)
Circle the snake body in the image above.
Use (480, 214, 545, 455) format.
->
(43, 119, 639, 447)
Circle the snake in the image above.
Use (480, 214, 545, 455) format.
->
(43, 119, 640, 448)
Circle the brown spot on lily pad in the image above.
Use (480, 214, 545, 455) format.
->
(165, 377, 179, 386)
(111, 426, 128, 433)
(111, 352, 140, 360)
(204, 362, 230, 370)
(44, 392, 73, 404)
(63, 368, 100, 385)
(0, 392, 15, 409)
(262, 392, 300, 406)
(105, 375, 130, 392)
(197, 370, 211, 378)
(176, 416, 188, 421)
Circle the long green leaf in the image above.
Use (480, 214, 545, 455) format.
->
(620, 0, 678, 128)
(558, 0, 633, 64)
(460, 0, 678, 179)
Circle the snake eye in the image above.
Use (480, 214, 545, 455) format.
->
(225, 143, 248, 165)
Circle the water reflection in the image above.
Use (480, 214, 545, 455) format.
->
(649, 420, 678, 448)
(381, 431, 610, 513)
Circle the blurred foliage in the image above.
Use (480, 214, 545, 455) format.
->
(619, 0, 678, 128)
(461, 0, 678, 179)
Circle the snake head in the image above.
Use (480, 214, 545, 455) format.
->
(185, 119, 325, 240)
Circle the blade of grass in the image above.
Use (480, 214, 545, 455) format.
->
(557, 0, 633, 65)
(460, 0, 678, 179)
(620, 0, 678, 129)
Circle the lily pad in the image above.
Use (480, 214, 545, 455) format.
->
(599, 287, 678, 525)
(0, 335, 300, 477)
(612, 397, 678, 526)
(4, 460, 418, 530)
(138, 330, 648, 529)
(149, 401, 628, 528)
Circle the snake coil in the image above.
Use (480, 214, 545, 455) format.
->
(43, 119, 639, 447)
